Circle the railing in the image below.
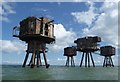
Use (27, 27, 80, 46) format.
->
(13, 26, 20, 37)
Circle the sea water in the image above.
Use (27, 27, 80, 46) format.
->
(2, 65, 118, 80)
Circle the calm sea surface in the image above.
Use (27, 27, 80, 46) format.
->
(2, 65, 118, 80)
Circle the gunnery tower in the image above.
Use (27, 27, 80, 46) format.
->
(64, 47, 76, 67)
(74, 36, 101, 67)
(13, 16, 55, 68)
(100, 46, 115, 67)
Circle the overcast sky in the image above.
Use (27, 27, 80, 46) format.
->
(0, 0, 119, 66)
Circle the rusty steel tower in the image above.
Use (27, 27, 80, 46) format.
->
(13, 16, 55, 68)
(100, 46, 115, 67)
(64, 47, 76, 67)
(74, 36, 101, 67)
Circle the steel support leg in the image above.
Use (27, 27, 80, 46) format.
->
(43, 51, 49, 68)
(90, 52, 95, 67)
(80, 52, 84, 67)
(22, 51, 29, 67)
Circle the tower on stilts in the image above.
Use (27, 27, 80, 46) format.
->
(100, 46, 115, 67)
(13, 16, 55, 68)
(74, 36, 101, 67)
(64, 47, 76, 67)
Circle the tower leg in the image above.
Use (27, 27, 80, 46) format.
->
(67, 56, 69, 67)
(105, 57, 107, 67)
(90, 52, 95, 67)
(38, 53, 42, 66)
(22, 51, 29, 67)
(106, 56, 110, 67)
(28, 53, 33, 66)
(65, 57, 68, 66)
(85, 52, 87, 67)
(110, 56, 114, 67)
(108, 56, 111, 67)
(31, 51, 36, 68)
(71, 56, 73, 67)
(80, 52, 84, 67)
(71, 56, 75, 67)
(103, 57, 106, 67)
(43, 51, 49, 68)
(88, 53, 90, 67)
(36, 51, 39, 67)
(73, 57, 75, 67)
(104, 56, 114, 67)
(66, 56, 70, 67)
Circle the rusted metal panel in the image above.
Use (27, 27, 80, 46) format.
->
(64, 47, 76, 56)
(14, 16, 55, 43)
(28, 21, 36, 34)
(19, 21, 29, 35)
(36, 19, 41, 34)
(19, 16, 54, 37)
(74, 36, 101, 51)
(28, 41, 46, 52)
(43, 17, 51, 24)
(47, 23, 54, 38)
(100, 46, 115, 56)
(93, 36, 101, 42)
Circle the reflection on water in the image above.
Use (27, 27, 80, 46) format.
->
(2, 65, 118, 80)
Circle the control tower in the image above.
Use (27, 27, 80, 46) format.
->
(74, 36, 101, 67)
